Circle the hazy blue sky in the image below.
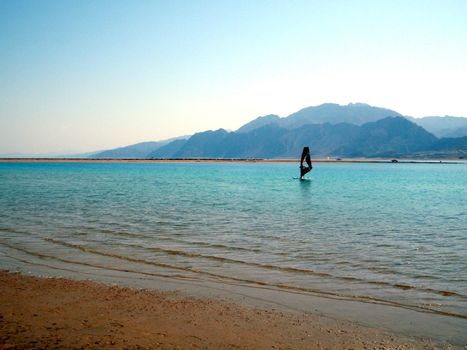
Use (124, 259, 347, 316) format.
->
(1, 0, 466, 154)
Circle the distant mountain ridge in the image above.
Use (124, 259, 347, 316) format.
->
(236, 114, 281, 133)
(237, 103, 467, 138)
(92, 136, 189, 159)
(407, 116, 467, 138)
(150, 117, 464, 159)
(90, 103, 467, 159)
(334, 117, 437, 157)
(237, 103, 402, 133)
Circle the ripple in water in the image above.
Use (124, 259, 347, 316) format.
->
(0, 161, 466, 319)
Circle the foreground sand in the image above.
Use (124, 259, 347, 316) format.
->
(0, 272, 450, 350)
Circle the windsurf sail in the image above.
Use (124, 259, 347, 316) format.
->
(300, 146, 312, 179)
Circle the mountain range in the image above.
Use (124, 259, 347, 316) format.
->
(92, 103, 467, 159)
(92, 136, 189, 159)
(236, 103, 402, 133)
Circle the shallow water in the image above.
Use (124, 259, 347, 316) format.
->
(0, 161, 466, 320)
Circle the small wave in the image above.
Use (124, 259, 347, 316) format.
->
(394, 283, 413, 290)
(0, 227, 33, 235)
(3, 252, 131, 279)
(46, 238, 467, 302)
(2, 239, 467, 320)
(0, 241, 198, 281)
(46, 238, 336, 278)
(152, 236, 265, 254)
(99, 229, 267, 255)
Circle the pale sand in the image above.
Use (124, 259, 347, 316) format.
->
(0, 271, 452, 350)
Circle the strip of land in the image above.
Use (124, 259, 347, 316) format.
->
(0, 157, 461, 163)
(0, 271, 452, 350)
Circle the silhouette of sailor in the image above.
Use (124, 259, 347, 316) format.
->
(300, 147, 312, 179)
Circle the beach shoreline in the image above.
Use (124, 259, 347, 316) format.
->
(1, 271, 459, 350)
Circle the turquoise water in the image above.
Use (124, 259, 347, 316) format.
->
(0, 161, 466, 319)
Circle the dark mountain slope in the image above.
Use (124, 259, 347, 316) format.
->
(93, 136, 189, 159)
(279, 123, 361, 157)
(153, 117, 443, 159)
(336, 117, 437, 157)
(173, 129, 230, 158)
(148, 139, 188, 158)
(88, 103, 466, 159)
(221, 125, 289, 158)
(430, 136, 467, 151)
(93, 141, 165, 159)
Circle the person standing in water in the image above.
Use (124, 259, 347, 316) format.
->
(300, 146, 312, 179)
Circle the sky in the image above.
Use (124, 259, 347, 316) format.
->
(1, 0, 467, 154)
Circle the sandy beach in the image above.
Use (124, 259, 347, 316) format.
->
(1, 271, 454, 350)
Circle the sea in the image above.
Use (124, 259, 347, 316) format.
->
(0, 161, 466, 334)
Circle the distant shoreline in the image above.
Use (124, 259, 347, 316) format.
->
(0, 158, 463, 164)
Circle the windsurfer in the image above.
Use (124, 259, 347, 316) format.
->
(300, 146, 312, 179)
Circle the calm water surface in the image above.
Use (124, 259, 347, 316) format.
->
(0, 161, 466, 319)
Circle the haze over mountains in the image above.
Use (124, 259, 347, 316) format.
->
(92, 136, 188, 159)
(236, 103, 402, 133)
(407, 116, 467, 138)
(92, 103, 467, 159)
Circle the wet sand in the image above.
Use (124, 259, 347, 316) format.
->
(0, 271, 452, 350)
